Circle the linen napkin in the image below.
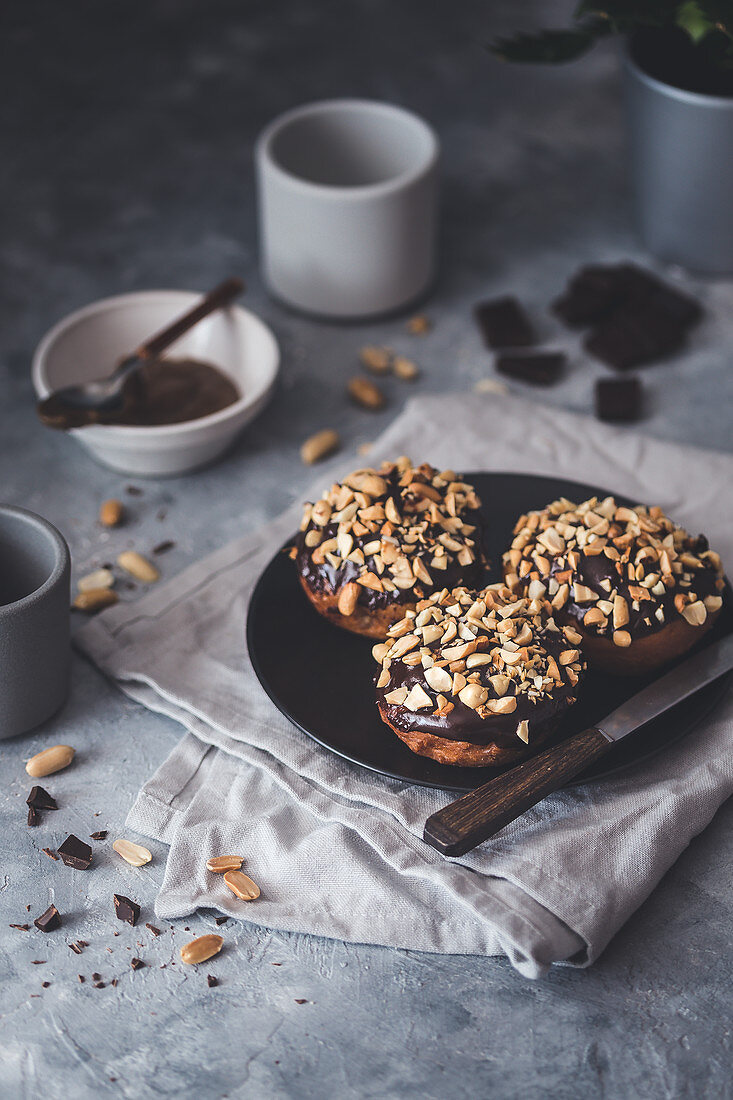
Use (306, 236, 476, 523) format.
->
(75, 393, 733, 978)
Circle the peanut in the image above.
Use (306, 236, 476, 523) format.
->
(300, 429, 340, 465)
(223, 870, 260, 901)
(113, 838, 152, 867)
(206, 855, 243, 874)
(26, 745, 75, 778)
(77, 568, 115, 593)
(117, 551, 159, 583)
(99, 499, 123, 527)
(180, 934, 223, 965)
(73, 589, 119, 613)
(347, 377, 386, 411)
(392, 355, 420, 381)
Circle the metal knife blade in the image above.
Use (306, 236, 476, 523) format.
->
(598, 631, 733, 743)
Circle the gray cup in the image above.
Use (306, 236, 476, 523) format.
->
(624, 48, 733, 274)
(0, 505, 71, 738)
(256, 99, 439, 318)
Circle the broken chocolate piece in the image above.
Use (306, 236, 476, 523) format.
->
(131, 957, 145, 970)
(27, 786, 58, 811)
(69, 942, 83, 955)
(496, 351, 565, 386)
(42, 848, 59, 861)
(34, 905, 61, 933)
(58, 834, 93, 870)
(552, 264, 629, 326)
(474, 296, 535, 348)
(125, 485, 143, 496)
(152, 540, 175, 555)
(27, 806, 40, 827)
(93, 982, 106, 989)
(42, 981, 51, 988)
(9, 923, 30, 931)
(78, 974, 85, 983)
(595, 377, 642, 422)
(207, 974, 218, 987)
(89, 830, 108, 841)
(145, 923, 162, 936)
(214, 916, 228, 926)
(585, 301, 686, 369)
(92, 972, 102, 981)
(114, 894, 140, 926)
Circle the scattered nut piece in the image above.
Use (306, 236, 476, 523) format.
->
(406, 315, 431, 335)
(206, 855, 243, 874)
(26, 745, 75, 778)
(392, 355, 420, 382)
(359, 346, 392, 374)
(516, 720, 530, 744)
(612, 630, 632, 648)
(223, 870, 261, 901)
(347, 377, 386, 411)
(117, 551, 159, 584)
(112, 838, 152, 867)
(681, 600, 707, 626)
(337, 581, 360, 617)
(78, 568, 115, 593)
(300, 429, 340, 465)
(99, 499, 123, 527)
(73, 589, 119, 613)
(473, 378, 508, 396)
(180, 934, 224, 965)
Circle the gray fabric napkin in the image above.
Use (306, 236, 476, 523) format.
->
(75, 393, 733, 978)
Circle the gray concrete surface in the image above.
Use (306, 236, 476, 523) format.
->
(2, 2, 733, 1097)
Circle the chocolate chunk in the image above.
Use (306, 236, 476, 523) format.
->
(474, 296, 535, 348)
(27, 806, 40, 827)
(78, 974, 85, 983)
(214, 916, 228, 926)
(27, 786, 58, 811)
(145, 923, 162, 936)
(92, 972, 102, 982)
(42, 848, 59, 861)
(207, 974, 218, 987)
(58, 834, 93, 870)
(111, 979, 118, 987)
(553, 264, 629, 326)
(152, 540, 175, 555)
(42, 981, 51, 988)
(496, 351, 565, 386)
(34, 905, 61, 933)
(294, 998, 308, 1004)
(130, 957, 145, 970)
(114, 894, 140, 926)
(89, 831, 108, 840)
(93, 982, 106, 989)
(595, 377, 643, 422)
(76, 939, 89, 948)
(585, 302, 686, 369)
(9, 923, 30, 931)
(69, 942, 83, 955)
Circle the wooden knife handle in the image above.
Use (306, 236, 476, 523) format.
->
(137, 276, 245, 359)
(423, 727, 613, 857)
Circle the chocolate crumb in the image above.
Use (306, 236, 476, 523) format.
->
(125, 485, 143, 496)
(69, 943, 83, 955)
(76, 939, 89, 948)
(152, 540, 175, 555)
(89, 830, 108, 840)
(214, 916, 228, 926)
(92, 972, 102, 982)
(207, 975, 218, 987)
(9, 923, 30, 931)
(42, 981, 51, 988)
(27, 806, 40, 827)
(145, 923, 161, 936)
(34, 906, 61, 933)
(295, 998, 307, 1004)
(93, 982, 106, 989)
(30, 960, 46, 965)
(78, 975, 85, 983)
(42, 848, 59, 861)
(131, 957, 145, 970)
(111, 979, 118, 987)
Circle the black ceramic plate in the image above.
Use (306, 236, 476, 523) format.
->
(247, 473, 732, 792)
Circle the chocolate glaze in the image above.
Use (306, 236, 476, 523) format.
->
(297, 463, 487, 612)
(558, 535, 720, 640)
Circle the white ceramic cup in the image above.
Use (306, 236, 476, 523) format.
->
(255, 99, 439, 319)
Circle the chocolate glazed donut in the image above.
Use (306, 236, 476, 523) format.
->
(503, 496, 725, 675)
(373, 582, 586, 767)
(295, 458, 487, 639)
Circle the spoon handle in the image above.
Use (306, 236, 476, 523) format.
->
(136, 276, 245, 360)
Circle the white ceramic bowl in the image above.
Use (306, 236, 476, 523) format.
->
(32, 290, 280, 476)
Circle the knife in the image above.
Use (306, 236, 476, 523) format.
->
(423, 631, 733, 857)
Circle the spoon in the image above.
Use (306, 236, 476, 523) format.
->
(37, 276, 245, 429)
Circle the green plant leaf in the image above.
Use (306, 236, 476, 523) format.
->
(677, 1, 715, 41)
(490, 28, 599, 63)
(695, 0, 733, 37)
